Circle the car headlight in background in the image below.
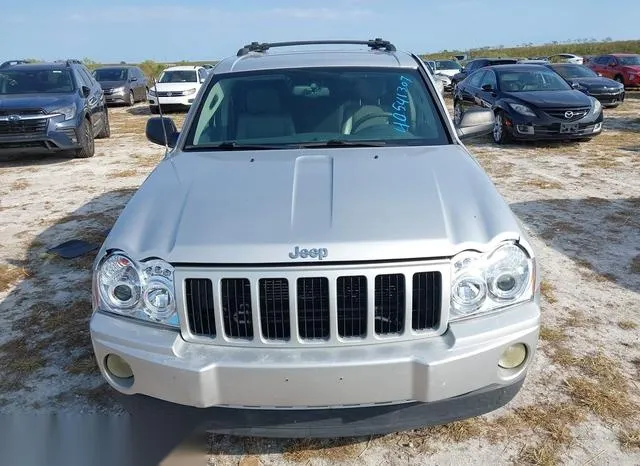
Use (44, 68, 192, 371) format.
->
(590, 97, 602, 115)
(147, 89, 156, 96)
(95, 251, 178, 327)
(450, 241, 535, 320)
(182, 88, 197, 96)
(51, 104, 76, 121)
(509, 103, 537, 117)
(113, 86, 125, 94)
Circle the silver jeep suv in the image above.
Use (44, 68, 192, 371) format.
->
(90, 39, 540, 437)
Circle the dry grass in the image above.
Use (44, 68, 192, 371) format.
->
(525, 178, 563, 190)
(618, 320, 638, 330)
(540, 280, 557, 304)
(563, 309, 589, 328)
(618, 429, 640, 451)
(11, 179, 30, 190)
(565, 377, 635, 421)
(0, 263, 29, 292)
(107, 168, 138, 178)
(518, 444, 559, 466)
(539, 325, 566, 342)
(282, 438, 366, 464)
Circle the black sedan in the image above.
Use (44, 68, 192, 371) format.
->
(450, 58, 518, 91)
(545, 63, 625, 108)
(453, 64, 604, 144)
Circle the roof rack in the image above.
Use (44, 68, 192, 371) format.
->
(236, 38, 396, 57)
(0, 60, 31, 68)
(53, 59, 84, 67)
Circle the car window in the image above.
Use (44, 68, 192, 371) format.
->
(480, 70, 497, 89)
(608, 57, 618, 66)
(159, 70, 198, 83)
(552, 65, 597, 78)
(184, 67, 449, 149)
(74, 68, 92, 89)
(94, 68, 129, 82)
(618, 55, 640, 66)
(466, 70, 485, 88)
(80, 67, 97, 86)
(497, 69, 572, 92)
(435, 60, 461, 71)
(0, 69, 75, 94)
(466, 61, 478, 72)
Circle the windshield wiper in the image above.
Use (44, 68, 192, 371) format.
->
(297, 139, 387, 148)
(184, 141, 292, 151)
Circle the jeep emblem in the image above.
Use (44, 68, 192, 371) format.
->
(289, 246, 328, 260)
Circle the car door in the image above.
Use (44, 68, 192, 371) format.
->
(598, 56, 614, 78)
(77, 67, 105, 134)
(132, 68, 145, 100)
(475, 69, 498, 108)
(459, 70, 486, 111)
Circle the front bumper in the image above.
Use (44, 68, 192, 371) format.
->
(590, 90, 625, 107)
(0, 114, 81, 154)
(104, 92, 128, 104)
(91, 300, 539, 412)
(148, 94, 195, 107)
(505, 109, 604, 141)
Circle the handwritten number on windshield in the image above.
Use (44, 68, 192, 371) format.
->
(393, 76, 411, 133)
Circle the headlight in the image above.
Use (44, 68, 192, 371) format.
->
(95, 251, 178, 327)
(591, 97, 602, 114)
(450, 241, 534, 320)
(182, 88, 197, 96)
(509, 103, 536, 117)
(113, 86, 125, 94)
(147, 89, 156, 96)
(51, 104, 76, 121)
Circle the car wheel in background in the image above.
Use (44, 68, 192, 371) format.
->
(492, 111, 511, 145)
(128, 90, 136, 106)
(96, 108, 111, 139)
(73, 118, 96, 158)
(614, 75, 625, 86)
(453, 100, 464, 125)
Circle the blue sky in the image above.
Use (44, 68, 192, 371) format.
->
(2, 0, 639, 63)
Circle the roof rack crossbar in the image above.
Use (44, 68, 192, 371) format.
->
(0, 60, 30, 68)
(236, 38, 396, 56)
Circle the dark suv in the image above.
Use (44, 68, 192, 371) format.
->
(93, 65, 148, 106)
(0, 59, 110, 158)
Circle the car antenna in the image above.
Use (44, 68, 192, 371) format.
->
(152, 75, 170, 155)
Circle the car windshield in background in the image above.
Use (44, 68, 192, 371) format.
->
(497, 69, 572, 92)
(94, 68, 128, 81)
(159, 70, 197, 83)
(184, 67, 448, 150)
(618, 55, 640, 66)
(489, 59, 518, 66)
(0, 69, 75, 94)
(435, 60, 460, 70)
(551, 64, 597, 78)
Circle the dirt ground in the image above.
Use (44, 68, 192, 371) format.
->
(1, 94, 639, 465)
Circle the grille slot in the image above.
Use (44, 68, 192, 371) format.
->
(185, 278, 216, 337)
(545, 107, 590, 121)
(259, 278, 290, 341)
(221, 278, 253, 339)
(336, 276, 367, 338)
(412, 272, 442, 330)
(297, 277, 330, 340)
(374, 274, 406, 335)
(0, 119, 48, 137)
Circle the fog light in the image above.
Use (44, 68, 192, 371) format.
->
(498, 343, 527, 369)
(593, 123, 602, 133)
(516, 125, 534, 135)
(105, 354, 133, 379)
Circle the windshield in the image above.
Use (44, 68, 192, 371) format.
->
(94, 68, 128, 82)
(551, 64, 597, 78)
(159, 70, 197, 83)
(183, 67, 449, 150)
(497, 69, 572, 92)
(435, 60, 461, 71)
(618, 55, 640, 66)
(0, 69, 75, 94)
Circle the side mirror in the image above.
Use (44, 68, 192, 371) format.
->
(570, 81, 580, 89)
(597, 72, 602, 77)
(130, 76, 138, 82)
(146, 117, 179, 148)
(608, 62, 616, 67)
(455, 107, 495, 140)
(81, 86, 91, 98)
(481, 84, 493, 91)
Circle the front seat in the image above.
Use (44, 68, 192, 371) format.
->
(236, 88, 295, 140)
(341, 79, 392, 134)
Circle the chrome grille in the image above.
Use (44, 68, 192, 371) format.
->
(180, 261, 446, 347)
(0, 109, 45, 117)
(544, 107, 590, 121)
(0, 118, 48, 137)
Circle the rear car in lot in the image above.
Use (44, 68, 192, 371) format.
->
(450, 57, 518, 91)
(586, 54, 640, 88)
(0, 60, 110, 158)
(90, 38, 540, 437)
(93, 65, 148, 106)
(453, 64, 604, 144)
(546, 63, 625, 108)
(147, 65, 208, 114)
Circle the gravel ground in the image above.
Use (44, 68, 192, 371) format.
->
(0, 95, 639, 465)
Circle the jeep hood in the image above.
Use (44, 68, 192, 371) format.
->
(0, 94, 75, 111)
(103, 146, 522, 264)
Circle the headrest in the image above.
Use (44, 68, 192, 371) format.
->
(245, 88, 283, 114)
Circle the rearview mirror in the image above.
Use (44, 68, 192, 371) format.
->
(455, 108, 495, 140)
(146, 117, 179, 148)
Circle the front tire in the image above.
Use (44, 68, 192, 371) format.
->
(128, 90, 136, 106)
(73, 118, 95, 158)
(492, 111, 511, 145)
(453, 100, 464, 125)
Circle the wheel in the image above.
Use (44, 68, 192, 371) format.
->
(492, 111, 511, 144)
(453, 100, 464, 125)
(128, 90, 135, 106)
(614, 75, 625, 86)
(73, 118, 95, 158)
(96, 108, 111, 139)
(150, 105, 159, 115)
